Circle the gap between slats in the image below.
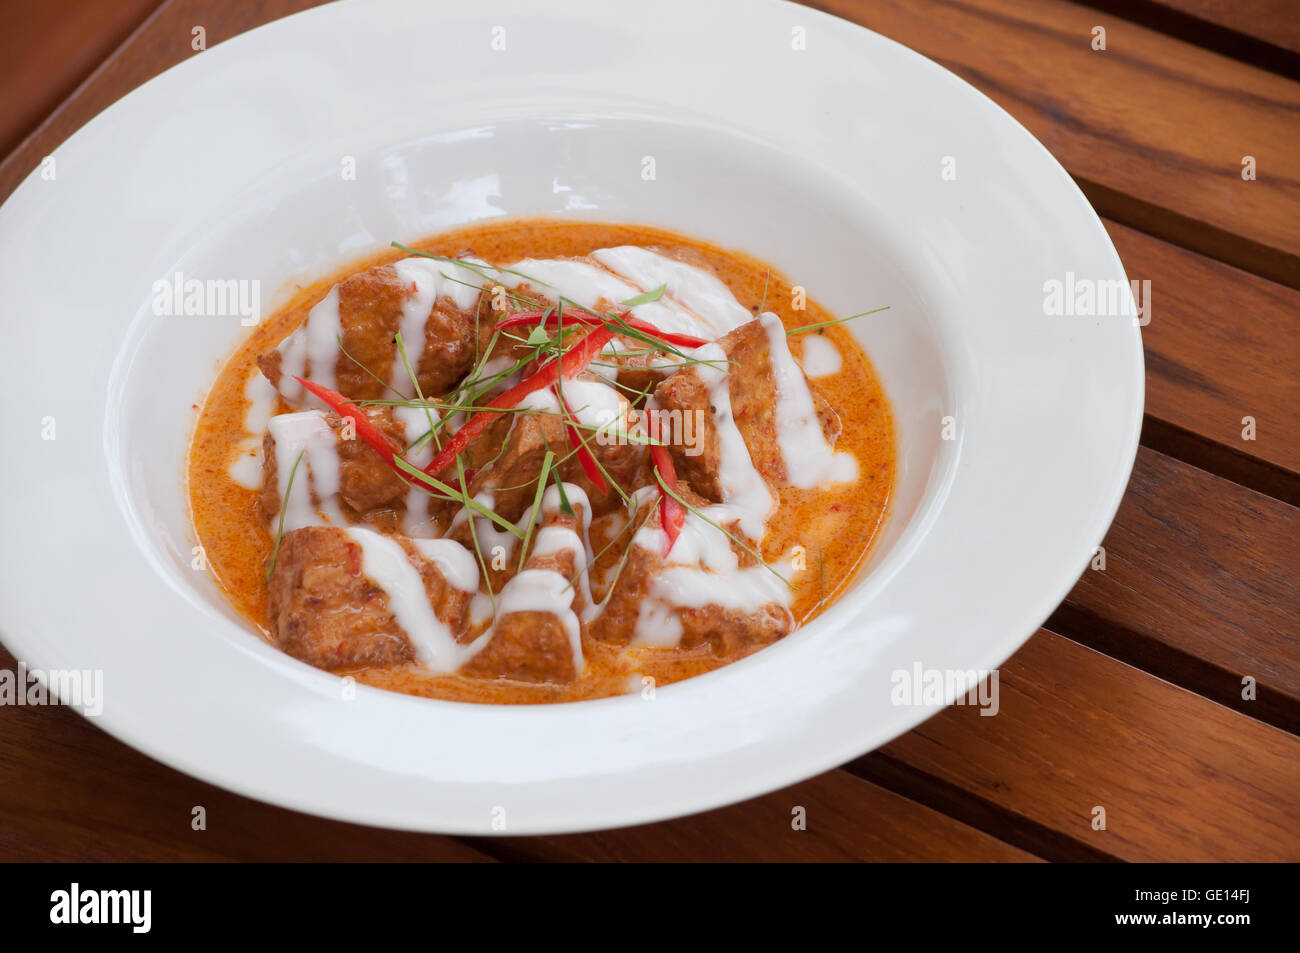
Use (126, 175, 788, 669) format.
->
(1079, 176, 1300, 293)
(846, 752, 1120, 862)
(1046, 601, 1299, 735)
(805, 0, 1300, 294)
(1139, 415, 1299, 507)
(1053, 446, 1299, 732)
(1073, 0, 1300, 81)
(844, 629, 1300, 862)
(458, 768, 1043, 862)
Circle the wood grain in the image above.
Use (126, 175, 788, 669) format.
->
(1104, 219, 1300, 498)
(812, 0, 1300, 288)
(0, 0, 163, 161)
(0, 638, 1036, 861)
(1078, 1, 1300, 77)
(0, 0, 1297, 863)
(0, 0, 327, 204)
(1140, 0, 1300, 57)
(477, 770, 1039, 862)
(3, 0, 1294, 492)
(1052, 447, 1300, 731)
(851, 630, 1300, 862)
(4, 0, 1296, 491)
(0, 647, 492, 861)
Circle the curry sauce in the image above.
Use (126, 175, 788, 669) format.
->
(188, 219, 895, 703)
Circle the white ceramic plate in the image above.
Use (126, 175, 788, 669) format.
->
(0, 0, 1141, 834)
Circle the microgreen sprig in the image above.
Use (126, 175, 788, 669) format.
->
(265, 450, 305, 583)
(517, 450, 556, 575)
(652, 470, 796, 590)
(786, 305, 890, 336)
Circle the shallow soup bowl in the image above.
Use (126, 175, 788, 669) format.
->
(0, 0, 1141, 832)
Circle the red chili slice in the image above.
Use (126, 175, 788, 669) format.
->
(557, 385, 608, 495)
(295, 377, 400, 464)
(298, 375, 491, 499)
(494, 308, 709, 350)
(421, 326, 615, 477)
(647, 415, 684, 556)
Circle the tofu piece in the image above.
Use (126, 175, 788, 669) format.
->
(260, 408, 437, 534)
(717, 318, 841, 484)
(590, 533, 793, 657)
(463, 498, 589, 684)
(653, 318, 841, 499)
(266, 526, 473, 669)
(258, 261, 488, 403)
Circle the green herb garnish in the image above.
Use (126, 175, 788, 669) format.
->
(517, 450, 556, 574)
(265, 450, 305, 583)
(620, 283, 667, 307)
(653, 470, 795, 589)
(786, 306, 890, 336)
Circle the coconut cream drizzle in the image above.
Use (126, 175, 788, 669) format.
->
(227, 368, 279, 490)
(303, 285, 343, 397)
(267, 410, 346, 530)
(517, 377, 628, 437)
(228, 441, 264, 490)
(591, 246, 753, 337)
(410, 537, 481, 593)
(276, 319, 309, 403)
(798, 334, 842, 378)
(497, 250, 751, 342)
(554, 377, 628, 434)
(393, 404, 438, 538)
(475, 483, 595, 674)
(343, 527, 479, 673)
(388, 257, 486, 395)
(625, 493, 796, 648)
(272, 256, 486, 405)
(633, 561, 793, 647)
(691, 342, 774, 540)
(258, 248, 854, 666)
(348, 485, 595, 675)
(448, 489, 519, 561)
(758, 312, 858, 487)
(476, 354, 520, 393)
(389, 259, 441, 392)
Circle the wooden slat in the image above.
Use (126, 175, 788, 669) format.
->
(0, 0, 1031, 860)
(813, 0, 1300, 288)
(1, 0, 1295, 864)
(0, 648, 493, 861)
(1103, 219, 1300, 499)
(0, 0, 163, 160)
(1141, 0, 1300, 56)
(6, 0, 1295, 492)
(1051, 447, 1300, 731)
(0, 637, 1034, 860)
(478, 770, 1038, 862)
(0, 0, 326, 204)
(1078, 1, 1300, 78)
(851, 630, 1300, 862)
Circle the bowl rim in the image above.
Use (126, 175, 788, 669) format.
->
(0, 0, 1143, 834)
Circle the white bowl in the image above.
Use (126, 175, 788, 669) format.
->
(0, 0, 1141, 833)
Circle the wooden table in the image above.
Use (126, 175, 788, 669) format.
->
(2, 0, 1296, 862)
